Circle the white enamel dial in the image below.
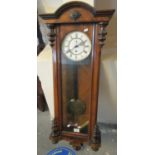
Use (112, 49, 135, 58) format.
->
(62, 31, 92, 61)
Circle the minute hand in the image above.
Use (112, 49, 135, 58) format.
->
(65, 40, 87, 53)
(74, 40, 87, 48)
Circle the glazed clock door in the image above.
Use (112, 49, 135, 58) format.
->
(60, 24, 94, 135)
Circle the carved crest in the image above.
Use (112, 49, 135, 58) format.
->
(70, 11, 81, 21)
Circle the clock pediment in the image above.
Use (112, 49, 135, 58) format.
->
(40, 1, 114, 25)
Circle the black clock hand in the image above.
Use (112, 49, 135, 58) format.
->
(65, 40, 87, 53)
(66, 43, 78, 53)
(74, 40, 87, 48)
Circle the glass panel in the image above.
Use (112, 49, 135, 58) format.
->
(60, 27, 93, 135)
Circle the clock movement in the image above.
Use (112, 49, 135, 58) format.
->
(40, 1, 114, 151)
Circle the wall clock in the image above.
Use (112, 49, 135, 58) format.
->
(40, 1, 114, 151)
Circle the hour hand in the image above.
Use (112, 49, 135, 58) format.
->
(77, 40, 87, 47)
(65, 49, 71, 53)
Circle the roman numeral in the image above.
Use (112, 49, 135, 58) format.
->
(75, 33, 78, 38)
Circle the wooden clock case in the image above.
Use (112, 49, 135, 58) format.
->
(40, 1, 114, 151)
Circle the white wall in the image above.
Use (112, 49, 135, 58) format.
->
(37, 0, 117, 123)
(37, 0, 63, 14)
(37, 0, 94, 14)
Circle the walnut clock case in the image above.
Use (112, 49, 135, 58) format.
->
(40, 1, 114, 151)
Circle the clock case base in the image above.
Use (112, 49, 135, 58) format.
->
(49, 118, 101, 151)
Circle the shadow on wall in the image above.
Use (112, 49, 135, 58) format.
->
(95, 0, 117, 10)
(104, 16, 117, 50)
(98, 52, 117, 123)
(95, 0, 117, 124)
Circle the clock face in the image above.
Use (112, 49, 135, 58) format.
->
(62, 31, 92, 61)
